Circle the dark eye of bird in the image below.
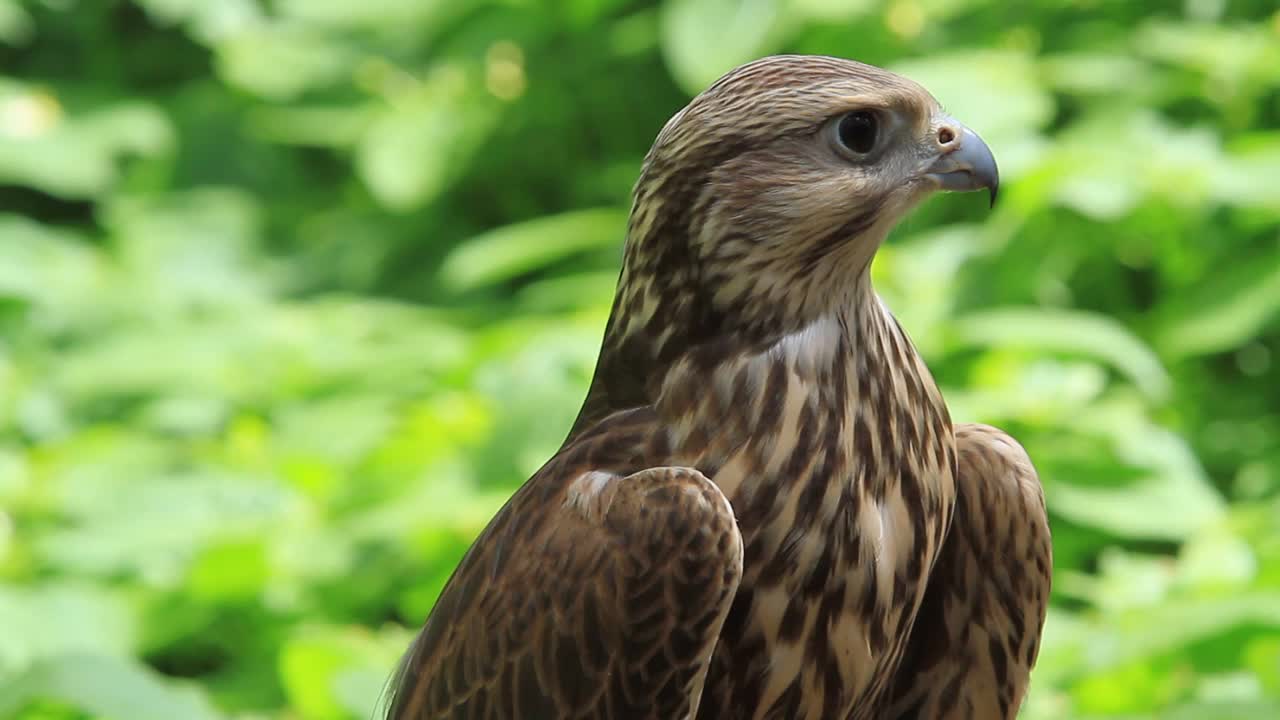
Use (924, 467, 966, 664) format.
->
(837, 111, 878, 155)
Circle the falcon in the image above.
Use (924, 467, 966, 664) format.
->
(386, 54, 1052, 720)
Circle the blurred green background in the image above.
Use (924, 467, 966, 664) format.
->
(1, 0, 1278, 718)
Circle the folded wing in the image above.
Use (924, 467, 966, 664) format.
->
(884, 423, 1052, 720)
(386, 446, 744, 720)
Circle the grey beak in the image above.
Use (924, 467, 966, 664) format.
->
(926, 125, 999, 208)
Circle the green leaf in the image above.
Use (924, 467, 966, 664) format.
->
(787, 0, 874, 22)
(1135, 20, 1280, 94)
(661, 0, 789, 95)
(1046, 110, 1226, 219)
(104, 189, 273, 311)
(37, 470, 300, 579)
(0, 584, 136, 673)
(1095, 593, 1280, 668)
(278, 625, 404, 720)
(1164, 702, 1280, 720)
(0, 215, 104, 314)
(0, 654, 223, 720)
(441, 208, 628, 291)
(951, 307, 1170, 400)
(0, 90, 172, 198)
(215, 23, 353, 100)
(1040, 52, 1155, 95)
(1216, 135, 1280, 210)
(135, 0, 261, 38)
(355, 67, 498, 211)
(1155, 242, 1280, 357)
(891, 50, 1052, 145)
(275, 0, 458, 29)
(1045, 402, 1224, 540)
(0, 0, 32, 44)
(186, 539, 269, 602)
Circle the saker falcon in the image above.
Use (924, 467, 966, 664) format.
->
(385, 54, 1053, 720)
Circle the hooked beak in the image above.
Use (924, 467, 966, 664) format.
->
(924, 120, 999, 208)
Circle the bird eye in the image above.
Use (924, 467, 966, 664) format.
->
(836, 111, 879, 155)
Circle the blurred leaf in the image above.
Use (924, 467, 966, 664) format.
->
(1071, 659, 1181, 714)
(0, 654, 223, 720)
(1164, 702, 1280, 720)
(1135, 20, 1280, 95)
(105, 189, 274, 311)
(186, 539, 269, 602)
(441, 208, 627, 291)
(216, 23, 353, 100)
(278, 625, 401, 720)
(661, 0, 789, 94)
(1155, 241, 1280, 357)
(516, 270, 620, 312)
(1041, 52, 1154, 95)
(0, 91, 172, 198)
(1047, 405, 1224, 540)
(275, 0, 456, 28)
(0, 216, 104, 316)
(1243, 636, 1280, 696)
(0, 0, 32, 44)
(1091, 592, 1280, 669)
(951, 307, 1170, 400)
(355, 68, 499, 211)
(37, 470, 301, 580)
(0, 584, 136, 674)
(1217, 135, 1280, 209)
(787, 0, 874, 22)
(1177, 528, 1257, 592)
(1048, 109, 1228, 219)
(135, 0, 262, 42)
(245, 105, 374, 147)
(891, 50, 1052, 145)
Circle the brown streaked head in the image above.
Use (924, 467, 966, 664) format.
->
(622, 54, 998, 337)
(575, 54, 999, 435)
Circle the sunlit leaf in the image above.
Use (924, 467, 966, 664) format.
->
(355, 67, 499, 211)
(0, 584, 136, 673)
(0, 0, 33, 44)
(1136, 20, 1280, 95)
(1041, 52, 1154, 95)
(1155, 241, 1280, 357)
(135, 0, 262, 42)
(215, 23, 353, 99)
(951, 307, 1170, 400)
(278, 625, 403, 720)
(661, 0, 789, 94)
(275, 0, 458, 28)
(441, 208, 628, 291)
(0, 654, 223, 720)
(0, 216, 104, 317)
(891, 50, 1052, 145)
(1217, 135, 1280, 209)
(37, 470, 301, 580)
(1046, 403, 1224, 540)
(0, 93, 172, 198)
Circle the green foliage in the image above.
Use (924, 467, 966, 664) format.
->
(1, 0, 1278, 717)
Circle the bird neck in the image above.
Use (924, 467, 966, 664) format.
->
(567, 266, 890, 442)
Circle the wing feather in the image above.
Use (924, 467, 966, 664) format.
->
(386, 415, 744, 720)
(883, 422, 1052, 720)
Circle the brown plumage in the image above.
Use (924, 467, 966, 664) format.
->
(386, 54, 1051, 720)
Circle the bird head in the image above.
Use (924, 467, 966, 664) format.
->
(620, 55, 997, 340)
(575, 55, 998, 434)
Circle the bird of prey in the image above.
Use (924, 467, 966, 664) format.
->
(386, 54, 1052, 720)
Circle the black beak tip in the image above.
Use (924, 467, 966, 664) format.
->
(988, 184, 998, 209)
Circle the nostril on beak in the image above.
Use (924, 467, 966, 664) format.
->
(937, 126, 957, 148)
